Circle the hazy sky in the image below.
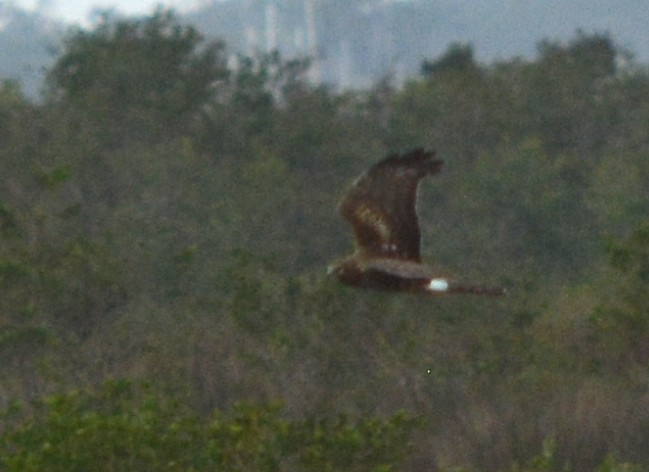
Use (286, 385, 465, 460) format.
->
(12, 0, 208, 24)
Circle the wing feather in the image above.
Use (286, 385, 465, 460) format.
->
(339, 148, 443, 261)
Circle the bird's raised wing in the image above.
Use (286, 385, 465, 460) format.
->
(338, 148, 443, 262)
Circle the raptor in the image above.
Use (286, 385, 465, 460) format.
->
(328, 148, 504, 296)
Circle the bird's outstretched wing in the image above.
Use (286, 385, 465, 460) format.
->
(338, 148, 443, 262)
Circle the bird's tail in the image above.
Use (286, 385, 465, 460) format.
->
(426, 277, 506, 296)
(448, 282, 506, 296)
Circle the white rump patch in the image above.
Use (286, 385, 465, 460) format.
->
(428, 278, 449, 292)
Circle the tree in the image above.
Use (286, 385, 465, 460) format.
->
(590, 221, 649, 367)
(46, 9, 229, 146)
(524, 33, 619, 152)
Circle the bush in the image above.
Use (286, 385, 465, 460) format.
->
(0, 380, 418, 471)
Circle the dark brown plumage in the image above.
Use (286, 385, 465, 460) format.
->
(329, 148, 504, 296)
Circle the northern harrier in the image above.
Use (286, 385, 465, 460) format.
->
(328, 148, 504, 296)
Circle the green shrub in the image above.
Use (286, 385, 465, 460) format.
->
(0, 381, 417, 471)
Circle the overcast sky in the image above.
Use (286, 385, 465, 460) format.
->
(6, 0, 649, 65)
(11, 0, 208, 24)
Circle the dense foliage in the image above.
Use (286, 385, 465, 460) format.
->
(0, 380, 417, 471)
(1, 10, 648, 471)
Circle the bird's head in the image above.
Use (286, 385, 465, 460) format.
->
(327, 257, 363, 286)
(326, 261, 344, 279)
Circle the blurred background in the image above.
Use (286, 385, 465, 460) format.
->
(3, 0, 649, 95)
(0, 1, 648, 471)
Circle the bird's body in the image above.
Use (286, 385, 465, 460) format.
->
(329, 148, 504, 296)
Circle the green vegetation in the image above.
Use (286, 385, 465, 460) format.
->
(1, 10, 648, 471)
(0, 380, 416, 471)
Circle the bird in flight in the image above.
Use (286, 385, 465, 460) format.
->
(328, 148, 504, 296)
